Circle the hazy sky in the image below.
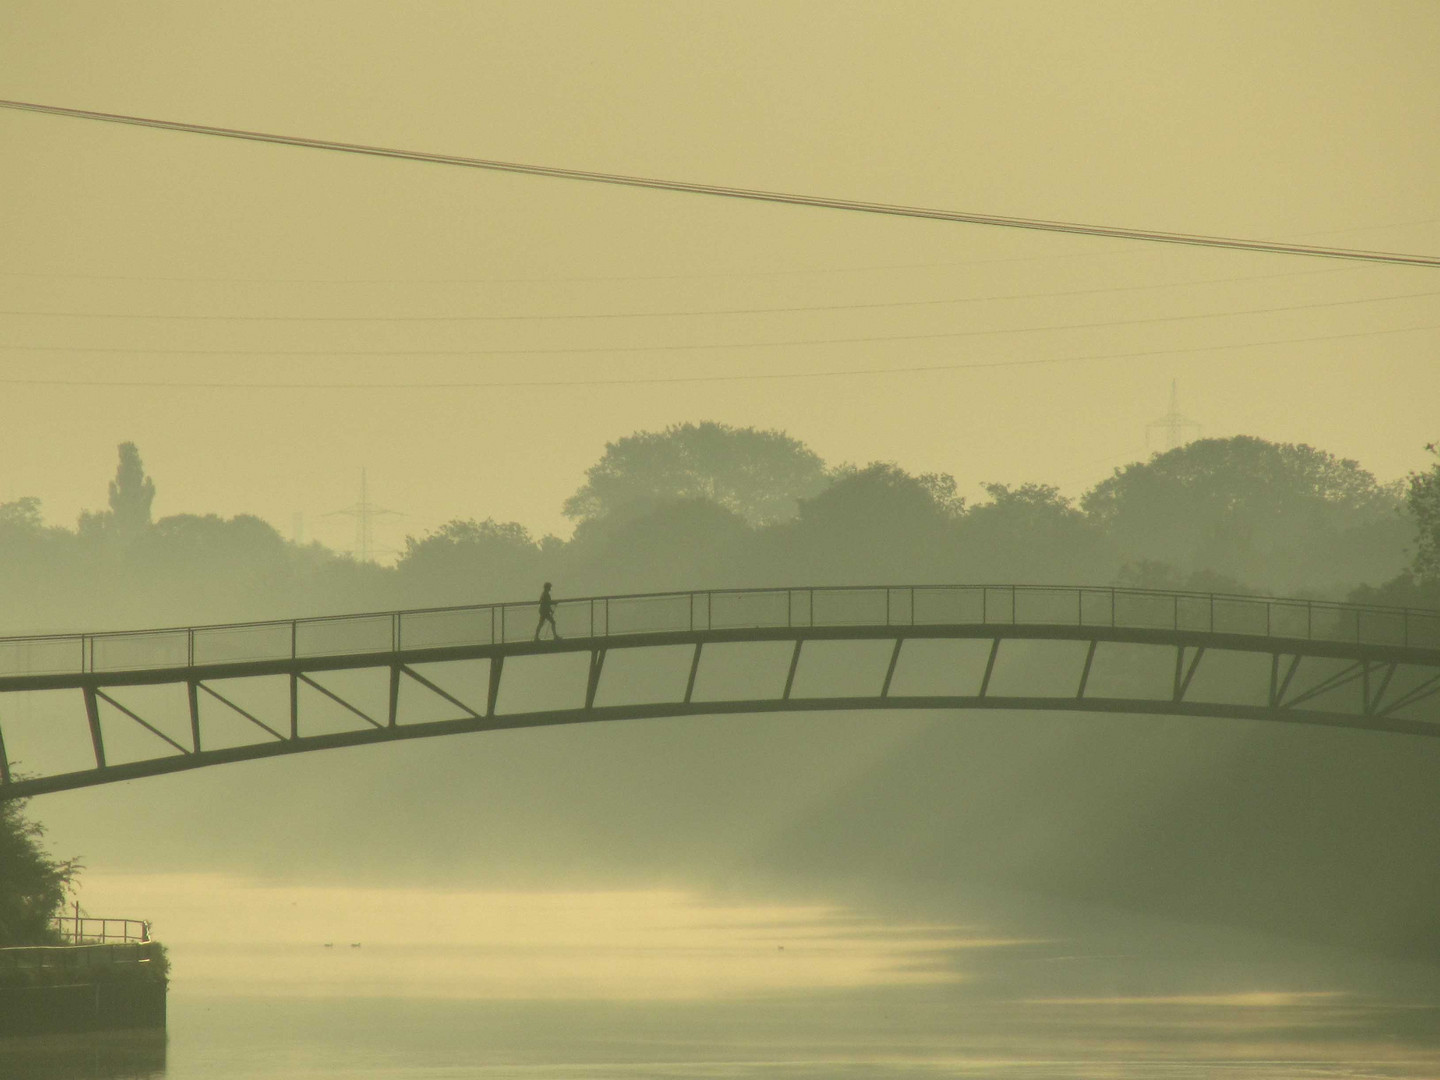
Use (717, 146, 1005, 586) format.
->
(3, 1, 1437, 557)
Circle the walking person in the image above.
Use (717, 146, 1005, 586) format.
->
(535, 581, 561, 641)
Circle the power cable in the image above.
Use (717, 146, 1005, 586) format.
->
(3, 99, 1437, 269)
(4, 292, 1436, 356)
(1, 324, 1433, 391)
(0, 247, 1171, 285)
(0, 269, 1391, 324)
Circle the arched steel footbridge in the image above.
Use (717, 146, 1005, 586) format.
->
(2, 584, 1438, 799)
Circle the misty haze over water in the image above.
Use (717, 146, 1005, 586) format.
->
(6, 420, 1440, 1077)
(4, 2, 1440, 1076)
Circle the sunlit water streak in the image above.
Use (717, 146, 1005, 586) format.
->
(4, 872, 1438, 1079)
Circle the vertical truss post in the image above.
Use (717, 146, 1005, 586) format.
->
(585, 650, 606, 709)
(1273, 654, 1302, 709)
(1176, 647, 1205, 702)
(289, 673, 299, 740)
(1076, 639, 1097, 699)
(684, 643, 702, 704)
(486, 656, 503, 718)
(783, 639, 803, 700)
(1368, 662, 1397, 717)
(83, 686, 106, 769)
(880, 637, 903, 698)
(388, 665, 400, 727)
(187, 680, 201, 752)
(1173, 647, 1186, 701)
(979, 639, 1001, 698)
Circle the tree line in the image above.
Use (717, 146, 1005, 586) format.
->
(0, 424, 1425, 640)
(0, 423, 1434, 948)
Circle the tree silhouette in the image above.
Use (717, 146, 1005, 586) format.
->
(564, 422, 830, 527)
(108, 442, 156, 532)
(0, 798, 78, 946)
(1081, 436, 1405, 592)
(1407, 443, 1440, 582)
(80, 442, 157, 538)
(959, 482, 1102, 581)
(396, 518, 543, 605)
(775, 463, 963, 581)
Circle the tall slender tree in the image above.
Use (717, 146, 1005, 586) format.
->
(108, 442, 156, 533)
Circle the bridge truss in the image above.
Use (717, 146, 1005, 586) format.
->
(1, 585, 1438, 799)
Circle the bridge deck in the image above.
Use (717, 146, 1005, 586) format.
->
(2, 585, 1437, 799)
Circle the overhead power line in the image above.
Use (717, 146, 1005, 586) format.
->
(0, 269, 1397, 324)
(0, 249, 1171, 285)
(3, 98, 1438, 269)
(4, 292, 1437, 357)
(1, 324, 1434, 391)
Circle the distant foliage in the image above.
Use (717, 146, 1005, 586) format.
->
(775, 463, 964, 582)
(396, 519, 543, 605)
(958, 483, 1101, 583)
(1408, 443, 1440, 583)
(79, 442, 156, 538)
(563, 422, 830, 526)
(1113, 559, 1255, 596)
(0, 799, 78, 947)
(108, 442, 156, 531)
(0, 496, 45, 534)
(566, 499, 752, 594)
(0, 431, 1423, 637)
(1081, 436, 1406, 594)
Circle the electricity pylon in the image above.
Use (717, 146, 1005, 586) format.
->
(325, 469, 400, 563)
(1146, 379, 1201, 451)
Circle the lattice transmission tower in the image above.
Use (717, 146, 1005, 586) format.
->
(1146, 379, 1201, 451)
(325, 469, 401, 563)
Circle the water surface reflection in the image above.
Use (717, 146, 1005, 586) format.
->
(35, 872, 1440, 1078)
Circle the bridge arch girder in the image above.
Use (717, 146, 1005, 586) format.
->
(3, 617, 1438, 801)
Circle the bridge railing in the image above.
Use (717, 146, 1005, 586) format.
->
(48, 915, 150, 945)
(0, 585, 1436, 679)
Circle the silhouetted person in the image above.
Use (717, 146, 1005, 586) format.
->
(535, 582, 561, 641)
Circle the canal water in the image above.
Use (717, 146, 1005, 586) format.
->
(3, 873, 1438, 1079)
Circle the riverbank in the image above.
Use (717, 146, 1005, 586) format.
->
(0, 941, 168, 1036)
